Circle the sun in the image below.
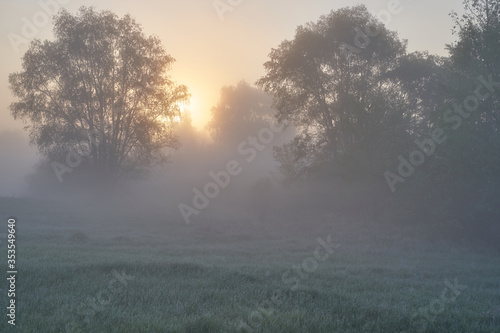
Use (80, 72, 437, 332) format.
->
(170, 83, 212, 129)
(172, 96, 193, 123)
(182, 92, 209, 129)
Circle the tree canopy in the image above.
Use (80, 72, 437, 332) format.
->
(257, 2, 500, 241)
(9, 7, 189, 183)
(207, 81, 275, 146)
(257, 5, 412, 183)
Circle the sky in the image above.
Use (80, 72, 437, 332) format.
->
(0, 0, 465, 195)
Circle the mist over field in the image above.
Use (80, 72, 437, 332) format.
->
(1, 1, 500, 332)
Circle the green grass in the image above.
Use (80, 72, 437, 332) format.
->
(1, 197, 499, 332)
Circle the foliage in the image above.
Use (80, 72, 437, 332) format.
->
(257, 5, 412, 185)
(9, 7, 189, 183)
(207, 81, 274, 145)
(258, 3, 500, 239)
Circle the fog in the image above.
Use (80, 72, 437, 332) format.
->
(1, 1, 499, 332)
(0, 129, 38, 197)
(0, 0, 497, 261)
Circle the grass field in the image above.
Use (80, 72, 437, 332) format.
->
(1, 197, 499, 332)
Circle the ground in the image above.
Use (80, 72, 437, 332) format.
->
(1, 197, 499, 332)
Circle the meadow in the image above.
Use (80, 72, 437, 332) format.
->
(1, 197, 499, 333)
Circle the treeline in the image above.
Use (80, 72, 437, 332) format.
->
(251, 2, 500, 245)
(10, 2, 500, 244)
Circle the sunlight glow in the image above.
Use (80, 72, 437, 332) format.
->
(184, 91, 208, 129)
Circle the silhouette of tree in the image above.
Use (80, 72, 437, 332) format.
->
(448, 0, 500, 129)
(9, 7, 189, 183)
(428, 0, 500, 239)
(257, 5, 411, 184)
(207, 81, 274, 146)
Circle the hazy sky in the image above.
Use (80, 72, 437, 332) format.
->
(1, 0, 465, 132)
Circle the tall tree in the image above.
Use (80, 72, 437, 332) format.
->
(390, 0, 500, 241)
(448, 0, 500, 128)
(433, 0, 500, 239)
(449, 0, 500, 74)
(9, 7, 189, 183)
(257, 5, 411, 184)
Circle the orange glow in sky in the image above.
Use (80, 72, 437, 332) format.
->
(1, 0, 464, 133)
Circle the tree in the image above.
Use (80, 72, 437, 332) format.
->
(9, 7, 189, 183)
(207, 81, 275, 146)
(449, 0, 500, 75)
(384, 0, 500, 242)
(430, 0, 500, 241)
(257, 5, 411, 185)
(448, 0, 500, 128)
